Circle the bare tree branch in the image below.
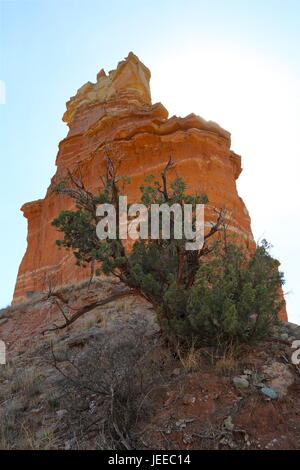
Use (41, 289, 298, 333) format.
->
(42, 289, 137, 334)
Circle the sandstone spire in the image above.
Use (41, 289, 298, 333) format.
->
(63, 52, 151, 125)
(14, 53, 287, 319)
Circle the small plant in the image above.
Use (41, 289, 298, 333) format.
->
(47, 396, 59, 409)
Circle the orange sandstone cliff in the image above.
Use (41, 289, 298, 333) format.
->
(12, 52, 286, 319)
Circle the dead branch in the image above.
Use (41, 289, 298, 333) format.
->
(42, 289, 137, 334)
(161, 156, 175, 200)
(204, 207, 227, 242)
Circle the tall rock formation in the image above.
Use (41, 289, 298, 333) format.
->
(13, 52, 285, 318)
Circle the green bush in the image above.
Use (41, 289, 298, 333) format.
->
(154, 240, 284, 347)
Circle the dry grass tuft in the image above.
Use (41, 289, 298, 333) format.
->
(176, 342, 203, 372)
(9, 368, 42, 397)
(215, 356, 238, 376)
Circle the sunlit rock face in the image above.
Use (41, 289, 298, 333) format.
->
(12, 52, 287, 320)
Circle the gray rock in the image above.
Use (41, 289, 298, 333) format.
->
(261, 387, 277, 399)
(64, 438, 76, 450)
(233, 376, 249, 389)
(223, 415, 234, 431)
(261, 362, 294, 398)
(171, 368, 181, 377)
(62, 327, 104, 348)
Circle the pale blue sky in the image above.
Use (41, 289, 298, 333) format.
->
(0, 0, 299, 323)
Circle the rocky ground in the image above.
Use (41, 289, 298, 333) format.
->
(0, 279, 299, 450)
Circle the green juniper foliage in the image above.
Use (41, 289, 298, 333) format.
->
(52, 158, 285, 348)
(161, 240, 285, 346)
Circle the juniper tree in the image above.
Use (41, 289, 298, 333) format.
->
(50, 156, 285, 347)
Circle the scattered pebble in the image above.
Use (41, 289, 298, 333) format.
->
(182, 394, 196, 405)
(223, 415, 234, 431)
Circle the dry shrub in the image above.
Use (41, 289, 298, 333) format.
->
(52, 330, 163, 449)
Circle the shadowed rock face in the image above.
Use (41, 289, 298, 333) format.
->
(12, 52, 286, 320)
